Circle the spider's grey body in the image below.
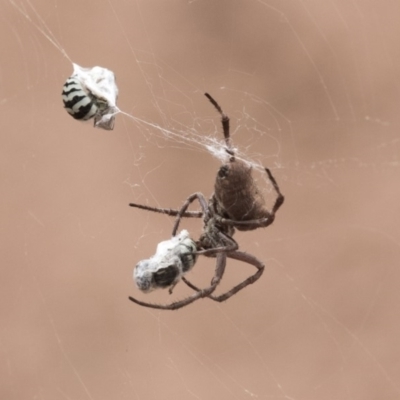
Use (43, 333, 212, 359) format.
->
(129, 93, 284, 310)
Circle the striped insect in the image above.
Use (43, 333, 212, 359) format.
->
(62, 64, 118, 130)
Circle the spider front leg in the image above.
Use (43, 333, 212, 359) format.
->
(205, 92, 232, 150)
(171, 192, 209, 236)
(128, 253, 227, 310)
(129, 203, 203, 218)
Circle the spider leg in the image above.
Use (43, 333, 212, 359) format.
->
(181, 232, 237, 291)
(129, 203, 203, 218)
(183, 250, 264, 302)
(265, 168, 284, 214)
(171, 192, 209, 236)
(181, 276, 201, 292)
(215, 216, 275, 230)
(208, 251, 264, 302)
(195, 231, 238, 256)
(205, 93, 232, 151)
(128, 253, 226, 310)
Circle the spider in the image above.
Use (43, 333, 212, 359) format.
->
(128, 93, 284, 310)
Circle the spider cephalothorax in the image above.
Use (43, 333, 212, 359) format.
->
(128, 93, 284, 310)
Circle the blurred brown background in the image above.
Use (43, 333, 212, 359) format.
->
(1, 1, 400, 399)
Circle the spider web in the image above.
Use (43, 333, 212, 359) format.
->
(1, 1, 400, 400)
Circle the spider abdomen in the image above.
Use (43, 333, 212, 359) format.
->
(214, 159, 268, 229)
